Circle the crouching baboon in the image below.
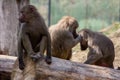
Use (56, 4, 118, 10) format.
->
(49, 16, 81, 60)
(78, 29, 115, 68)
(18, 5, 52, 70)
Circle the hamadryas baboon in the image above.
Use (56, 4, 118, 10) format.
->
(49, 16, 81, 60)
(78, 29, 115, 68)
(18, 5, 52, 70)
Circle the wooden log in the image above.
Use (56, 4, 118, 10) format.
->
(0, 55, 120, 80)
(0, 55, 17, 72)
(0, 55, 17, 80)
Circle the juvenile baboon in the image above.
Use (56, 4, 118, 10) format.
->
(18, 5, 52, 70)
(49, 16, 81, 60)
(78, 29, 115, 68)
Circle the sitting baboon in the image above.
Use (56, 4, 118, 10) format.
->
(78, 29, 115, 68)
(18, 5, 52, 70)
(49, 16, 81, 60)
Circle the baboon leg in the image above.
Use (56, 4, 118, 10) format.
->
(40, 36, 47, 54)
(84, 46, 103, 64)
(66, 50, 72, 60)
(94, 59, 114, 68)
(22, 34, 34, 55)
(34, 36, 47, 54)
(31, 36, 47, 61)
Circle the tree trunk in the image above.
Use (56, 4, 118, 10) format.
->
(0, 0, 29, 56)
(0, 55, 120, 80)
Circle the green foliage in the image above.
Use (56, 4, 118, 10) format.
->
(51, 0, 65, 24)
(30, 0, 120, 31)
(78, 19, 109, 31)
(103, 23, 120, 35)
(50, 0, 119, 31)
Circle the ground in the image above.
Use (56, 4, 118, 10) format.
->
(71, 22, 120, 69)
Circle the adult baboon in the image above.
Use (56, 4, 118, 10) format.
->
(78, 29, 115, 68)
(49, 16, 81, 60)
(18, 5, 52, 70)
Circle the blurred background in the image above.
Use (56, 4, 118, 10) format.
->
(30, 0, 120, 31)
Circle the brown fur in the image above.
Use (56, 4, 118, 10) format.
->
(12, 5, 52, 80)
(78, 29, 115, 68)
(49, 16, 80, 60)
(19, 5, 52, 70)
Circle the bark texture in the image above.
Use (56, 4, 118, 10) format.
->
(0, 0, 29, 56)
(0, 55, 120, 80)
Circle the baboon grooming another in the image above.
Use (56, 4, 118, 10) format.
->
(49, 16, 81, 60)
(18, 5, 52, 70)
(78, 29, 115, 68)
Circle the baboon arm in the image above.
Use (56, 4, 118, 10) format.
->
(18, 36, 25, 70)
(71, 36, 81, 48)
(84, 46, 103, 64)
(46, 33, 52, 58)
(40, 36, 47, 53)
(18, 39, 23, 61)
(37, 32, 51, 58)
(84, 54, 102, 64)
(22, 34, 34, 55)
(65, 33, 81, 49)
(73, 31, 78, 38)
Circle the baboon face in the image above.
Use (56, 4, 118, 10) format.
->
(80, 37, 88, 50)
(19, 5, 37, 23)
(70, 25, 78, 38)
(68, 23, 77, 32)
(68, 19, 78, 38)
(79, 30, 88, 50)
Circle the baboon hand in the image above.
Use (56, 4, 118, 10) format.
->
(30, 52, 43, 62)
(45, 56, 52, 64)
(19, 60, 25, 70)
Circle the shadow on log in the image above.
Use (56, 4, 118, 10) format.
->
(0, 55, 120, 80)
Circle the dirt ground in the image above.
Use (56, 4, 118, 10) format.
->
(71, 23, 120, 69)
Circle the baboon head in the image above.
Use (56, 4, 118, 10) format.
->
(58, 16, 79, 38)
(78, 29, 89, 50)
(19, 5, 37, 23)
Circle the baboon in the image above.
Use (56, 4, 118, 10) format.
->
(49, 16, 81, 60)
(78, 29, 115, 68)
(18, 5, 52, 70)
